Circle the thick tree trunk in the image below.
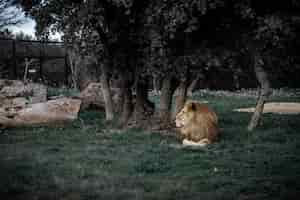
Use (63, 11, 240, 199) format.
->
(247, 55, 271, 131)
(117, 73, 133, 127)
(119, 86, 133, 127)
(76, 56, 99, 91)
(173, 78, 189, 119)
(133, 79, 154, 122)
(159, 76, 177, 124)
(100, 62, 114, 121)
(111, 75, 124, 114)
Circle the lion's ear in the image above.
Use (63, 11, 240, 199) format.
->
(187, 102, 197, 112)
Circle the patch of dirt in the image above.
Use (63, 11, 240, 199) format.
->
(234, 102, 300, 114)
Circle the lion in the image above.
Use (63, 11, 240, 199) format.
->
(175, 101, 219, 147)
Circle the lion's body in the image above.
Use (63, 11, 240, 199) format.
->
(175, 101, 219, 146)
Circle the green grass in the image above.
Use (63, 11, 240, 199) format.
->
(47, 87, 80, 98)
(1, 94, 300, 199)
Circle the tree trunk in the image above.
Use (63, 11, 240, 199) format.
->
(67, 50, 79, 90)
(133, 79, 154, 122)
(119, 86, 133, 127)
(187, 73, 203, 95)
(173, 78, 189, 119)
(117, 72, 133, 127)
(153, 74, 161, 95)
(100, 62, 114, 122)
(247, 55, 271, 131)
(233, 73, 240, 90)
(159, 76, 177, 124)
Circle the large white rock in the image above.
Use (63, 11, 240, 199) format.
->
(0, 98, 81, 127)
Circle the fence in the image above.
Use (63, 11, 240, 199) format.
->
(0, 38, 69, 86)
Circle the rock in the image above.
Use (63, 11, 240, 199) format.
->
(0, 79, 80, 128)
(0, 79, 47, 104)
(0, 98, 81, 127)
(0, 97, 29, 117)
(79, 82, 104, 109)
(0, 80, 30, 98)
(29, 83, 47, 103)
(79, 82, 120, 110)
(234, 102, 300, 115)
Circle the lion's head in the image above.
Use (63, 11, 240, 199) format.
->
(175, 101, 197, 128)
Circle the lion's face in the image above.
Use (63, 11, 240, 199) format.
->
(175, 102, 196, 128)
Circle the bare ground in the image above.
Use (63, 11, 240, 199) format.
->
(234, 102, 300, 114)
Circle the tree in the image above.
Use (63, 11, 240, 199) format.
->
(232, 0, 300, 131)
(15, 31, 34, 40)
(144, 0, 225, 125)
(18, 0, 146, 123)
(16, 0, 300, 131)
(0, 28, 14, 39)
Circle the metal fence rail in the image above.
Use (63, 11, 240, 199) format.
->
(0, 38, 69, 86)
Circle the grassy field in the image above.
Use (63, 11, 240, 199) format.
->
(1, 92, 300, 200)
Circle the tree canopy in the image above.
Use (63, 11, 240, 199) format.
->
(14, 0, 300, 129)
